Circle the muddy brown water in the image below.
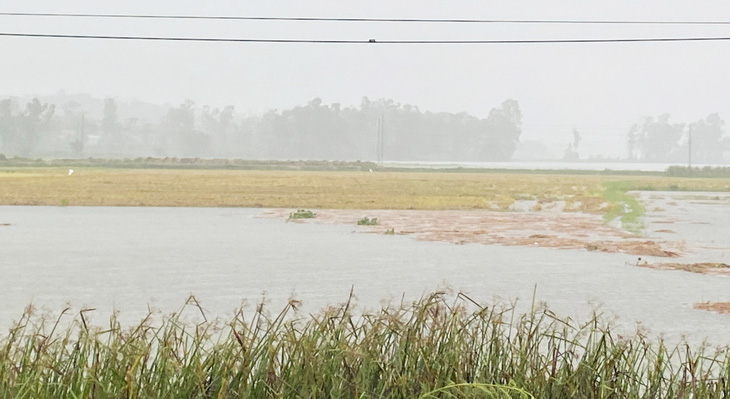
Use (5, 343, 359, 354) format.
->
(1, 192, 730, 345)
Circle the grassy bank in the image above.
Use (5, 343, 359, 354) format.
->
(1, 293, 728, 398)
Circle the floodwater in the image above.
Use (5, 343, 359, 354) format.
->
(639, 191, 730, 263)
(2, 193, 730, 346)
(383, 161, 718, 172)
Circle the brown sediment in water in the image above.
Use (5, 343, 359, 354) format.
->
(262, 209, 683, 257)
(639, 262, 730, 275)
(694, 302, 730, 314)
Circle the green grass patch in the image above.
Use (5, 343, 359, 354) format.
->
(602, 181, 645, 233)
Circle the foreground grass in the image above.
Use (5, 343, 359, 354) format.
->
(1, 293, 729, 398)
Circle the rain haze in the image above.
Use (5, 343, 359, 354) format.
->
(2, 1, 730, 160)
(6, 2, 730, 394)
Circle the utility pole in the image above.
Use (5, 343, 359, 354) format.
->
(688, 125, 692, 168)
(376, 114, 384, 164)
(72, 113, 86, 156)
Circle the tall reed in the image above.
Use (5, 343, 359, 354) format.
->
(0, 292, 728, 398)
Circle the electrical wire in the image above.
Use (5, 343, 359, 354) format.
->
(2, 12, 730, 25)
(2, 32, 730, 44)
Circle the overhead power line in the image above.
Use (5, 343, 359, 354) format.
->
(2, 12, 730, 25)
(2, 32, 730, 44)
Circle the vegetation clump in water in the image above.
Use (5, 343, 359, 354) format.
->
(356, 216, 378, 226)
(602, 181, 645, 233)
(640, 261, 730, 275)
(1, 292, 729, 398)
(694, 301, 730, 314)
(287, 209, 316, 220)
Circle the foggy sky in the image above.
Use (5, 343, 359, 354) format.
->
(2, 0, 730, 158)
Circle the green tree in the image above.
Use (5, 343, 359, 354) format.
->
(632, 114, 684, 162)
(689, 113, 727, 163)
(626, 125, 639, 160)
(0, 98, 55, 156)
(100, 98, 123, 152)
(163, 100, 211, 156)
(102, 98, 118, 132)
(482, 99, 522, 160)
(0, 98, 18, 154)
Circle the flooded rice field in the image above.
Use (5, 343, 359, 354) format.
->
(639, 191, 730, 263)
(2, 191, 730, 345)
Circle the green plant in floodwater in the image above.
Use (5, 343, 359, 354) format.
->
(287, 209, 316, 220)
(602, 181, 644, 233)
(356, 216, 378, 226)
(59, 198, 69, 207)
(1, 291, 730, 398)
(384, 228, 395, 235)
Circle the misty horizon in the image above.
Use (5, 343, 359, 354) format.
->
(1, 91, 728, 165)
(3, 1, 730, 161)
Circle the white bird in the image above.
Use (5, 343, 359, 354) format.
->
(369, 169, 373, 173)
(68, 169, 74, 176)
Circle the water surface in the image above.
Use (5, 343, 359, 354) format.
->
(2, 201, 729, 345)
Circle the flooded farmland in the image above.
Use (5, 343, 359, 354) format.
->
(2, 191, 730, 346)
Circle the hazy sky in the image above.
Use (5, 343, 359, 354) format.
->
(2, 1, 730, 158)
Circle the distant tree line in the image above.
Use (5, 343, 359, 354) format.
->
(627, 113, 730, 163)
(0, 95, 523, 162)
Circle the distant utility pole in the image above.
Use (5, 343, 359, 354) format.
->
(376, 114, 385, 164)
(688, 125, 692, 168)
(73, 113, 86, 156)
